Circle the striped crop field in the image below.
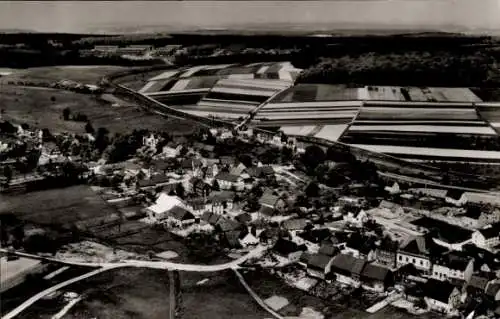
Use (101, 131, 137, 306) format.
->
(339, 98, 500, 163)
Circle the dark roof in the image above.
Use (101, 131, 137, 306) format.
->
(219, 156, 234, 165)
(297, 229, 332, 244)
(224, 230, 242, 248)
(208, 213, 221, 225)
(235, 212, 252, 224)
(151, 158, 177, 170)
(435, 252, 472, 271)
(478, 227, 499, 239)
(259, 205, 276, 216)
(168, 206, 195, 221)
(187, 197, 206, 207)
(201, 211, 213, 222)
(410, 217, 473, 244)
(283, 218, 308, 231)
(215, 172, 240, 183)
(330, 254, 363, 273)
(318, 242, 337, 257)
(210, 191, 235, 202)
(424, 279, 457, 303)
(346, 235, 375, 255)
(259, 193, 279, 207)
(181, 158, 202, 169)
(468, 275, 490, 291)
(217, 218, 240, 232)
(486, 283, 500, 297)
(401, 235, 448, 257)
(361, 264, 391, 282)
(446, 189, 465, 200)
(272, 238, 305, 257)
(305, 253, 332, 270)
(247, 165, 274, 177)
(351, 258, 367, 276)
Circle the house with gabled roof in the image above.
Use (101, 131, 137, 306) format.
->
(424, 279, 461, 314)
(166, 206, 196, 227)
(396, 235, 448, 274)
(472, 227, 500, 248)
(361, 263, 394, 292)
(272, 238, 307, 263)
(301, 253, 334, 280)
(215, 172, 244, 191)
(431, 251, 474, 283)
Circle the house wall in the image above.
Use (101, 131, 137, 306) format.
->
(307, 268, 325, 280)
(334, 273, 361, 287)
(288, 251, 303, 262)
(361, 281, 385, 293)
(375, 249, 396, 268)
(425, 297, 452, 314)
(343, 247, 360, 258)
(472, 232, 486, 247)
(396, 252, 431, 272)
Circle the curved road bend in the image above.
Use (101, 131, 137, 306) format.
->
(1, 246, 267, 319)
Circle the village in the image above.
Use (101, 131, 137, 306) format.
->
(3, 114, 500, 318)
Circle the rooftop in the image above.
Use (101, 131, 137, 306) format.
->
(424, 279, 458, 303)
(410, 217, 473, 244)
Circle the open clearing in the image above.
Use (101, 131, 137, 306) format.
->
(179, 270, 269, 319)
(0, 185, 116, 229)
(0, 86, 195, 134)
(63, 267, 171, 319)
(1, 65, 126, 85)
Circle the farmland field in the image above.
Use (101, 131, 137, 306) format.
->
(0, 185, 116, 229)
(1, 65, 126, 85)
(0, 86, 195, 134)
(271, 84, 359, 103)
(179, 270, 269, 319)
(65, 268, 171, 319)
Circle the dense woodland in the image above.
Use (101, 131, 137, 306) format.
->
(1, 32, 500, 91)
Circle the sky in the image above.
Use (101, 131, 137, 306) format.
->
(0, 1, 499, 33)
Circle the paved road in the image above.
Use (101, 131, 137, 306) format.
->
(233, 268, 284, 319)
(1, 246, 267, 319)
(2, 265, 122, 319)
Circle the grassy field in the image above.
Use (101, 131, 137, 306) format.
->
(1, 65, 126, 85)
(179, 270, 269, 319)
(115, 69, 174, 91)
(0, 85, 195, 134)
(0, 185, 116, 229)
(65, 267, 171, 319)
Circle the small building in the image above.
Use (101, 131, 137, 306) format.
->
(239, 231, 259, 247)
(235, 212, 252, 224)
(445, 190, 467, 207)
(472, 227, 499, 248)
(166, 206, 196, 226)
(186, 198, 206, 215)
(397, 236, 447, 274)
(431, 252, 474, 283)
(207, 191, 234, 214)
(360, 263, 394, 292)
(215, 172, 244, 191)
(302, 253, 333, 280)
(146, 193, 184, 220)
(272, 238, 306, 263)
(485, 282, 500, 301)
(258, 193, 287, 212)
(283, 218, 308, 232)
(424, 279, 461, 314)
(375, 238, 399, 269)
(467, 273, 493, 295)
(329, 253, 366, 287)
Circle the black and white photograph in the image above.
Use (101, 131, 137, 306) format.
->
(1, 1, 500, 318)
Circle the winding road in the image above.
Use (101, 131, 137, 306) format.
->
(0, 246, 267, 319)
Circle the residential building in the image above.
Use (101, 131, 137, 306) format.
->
(166, 206, 196, 226)
(282, 218, 308, 232)
(239, 231, 259, 247)
(207, 191, 234, 214)
(375, 238, 399, 269)
(486, 282, 500, 301)
(301, 253, 333, 280)
(467, 273, 494, 295)
(186, 198, 206, 215)
(272, 238, 306, 263)
(360, 263, 394, 292)
(329, 254, 366, 287)
(472, 227, 499, 248)
(431, 252, 474, 283)
(397, 236, 447, 274)
(215, 172, 244, 191)
(146, 193, 184, 220)
(424, 279, 461, 314)
(258, 192, 288, 212)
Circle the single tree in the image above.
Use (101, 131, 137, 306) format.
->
(212, 179, 220, 191)
(62, 107, 71, 121)
(3, 165, 13, 184)
(176, 183, 185, 199)
(305, 181, 320, 198)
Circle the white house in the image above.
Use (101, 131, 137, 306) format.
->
(146, 193, 185, 220)
(215, 172, 244, 191)
(424, 279, 461, 315)
(384, 182, 400, 195)
(472, 227, 499, 248)
(396, 237, 434, 273)
(239, 232, 259, 247)
(431, 253, 474, 283)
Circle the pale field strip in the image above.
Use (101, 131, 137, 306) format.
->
(354, 144, 500, 160)
(146, 88, 210, 96)
(170, 78, 192, 91)
(216, 78, 292, 91)
(183, 110, 244, 119)
(138, 80, 159, 93)
(149, 70, 179, 82)
(211, 87, 279, 97)
(348, 125, 497, 135)
(280, 125, 318, 136)
(314, 124, 350, 141)
(255, 111, 358, 119)
(263, 101, 363, 109)
(353, 120, 487, 125)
